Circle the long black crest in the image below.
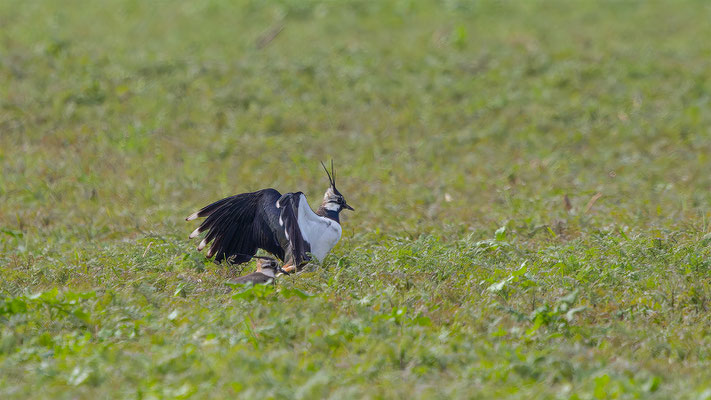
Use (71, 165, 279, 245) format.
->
(320, 160, 335, 187)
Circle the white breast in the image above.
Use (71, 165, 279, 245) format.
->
(297, 194, 342, 261)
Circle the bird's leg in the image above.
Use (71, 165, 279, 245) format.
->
(281, 263, 296, 273)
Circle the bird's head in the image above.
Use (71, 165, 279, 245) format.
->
(255, 257, 290, 275)
(320, 160, 354, 213)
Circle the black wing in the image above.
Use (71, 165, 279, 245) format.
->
(186, 189, 285, 264)
(276, 192, 311, 268)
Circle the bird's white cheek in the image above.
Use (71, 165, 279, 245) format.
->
(324, 202, 340, 211)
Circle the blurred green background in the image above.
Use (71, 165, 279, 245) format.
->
(2, 0, 711, 398)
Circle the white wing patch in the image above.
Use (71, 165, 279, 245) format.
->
(278, 199, 286, 239)
(296, 194, 342, 261)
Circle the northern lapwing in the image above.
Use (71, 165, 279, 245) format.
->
(186, 161, 353, 272)
(226, 257, 289, 286)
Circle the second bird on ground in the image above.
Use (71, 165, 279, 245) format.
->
(227, 257, 289, 286)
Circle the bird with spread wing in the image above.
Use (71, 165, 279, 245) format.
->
(186, 161, 353, 273)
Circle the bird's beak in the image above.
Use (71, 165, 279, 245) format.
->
(343, 203, 354, 211)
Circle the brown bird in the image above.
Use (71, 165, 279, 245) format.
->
(227, 257, 289, 286)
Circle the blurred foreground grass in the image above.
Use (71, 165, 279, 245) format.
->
(2, 0, 711, 398)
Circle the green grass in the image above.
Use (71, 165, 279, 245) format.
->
(2, 0, 711, 398)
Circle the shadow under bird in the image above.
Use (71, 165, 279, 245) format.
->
(227, 257, 290, 286)
(186, 161, 353, 272)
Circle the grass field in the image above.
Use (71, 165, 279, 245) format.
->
(2, 0, 711, 398)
